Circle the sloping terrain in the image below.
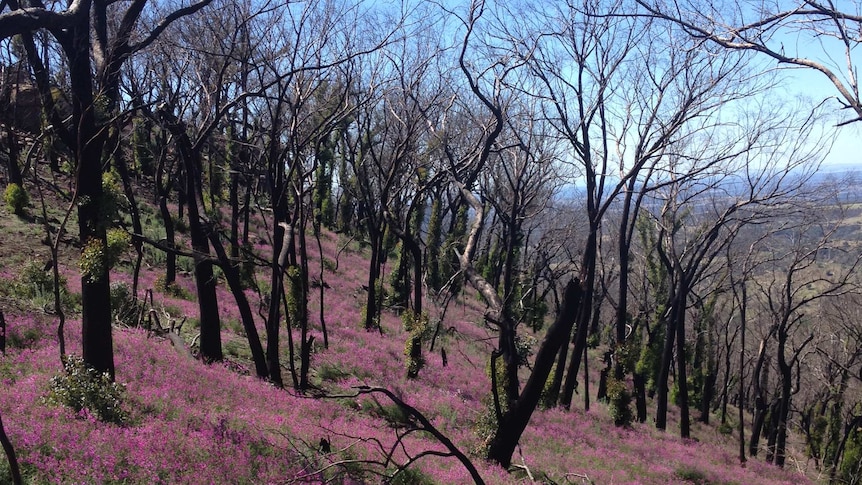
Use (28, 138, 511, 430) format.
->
(0, 186, 814, 484)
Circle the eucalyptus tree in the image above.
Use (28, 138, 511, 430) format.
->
(0, 0, 216, 377)
(745, 198, 861, 467)
(139, 0, 278, 365)
(501, 0, 650, 411)
(721, 229, 772, 464)
(475, 101, 563, 327)
(341, 19, 448, 335)
(375, 13, 458, 377)
(435, 0, 590, 469)
(235, 0, 392, 388)
(340, 53, 400, 333)
(651, 93, 835, 439)
(815, 294, 862, 482)
(123, 39, 191, 290)
(493, 0, 785, 418)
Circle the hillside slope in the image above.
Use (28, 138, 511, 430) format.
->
(0, 192, 815, 484)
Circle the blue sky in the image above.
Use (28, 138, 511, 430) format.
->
(780, 63, 860, 169)
(771, 26, 861, 169)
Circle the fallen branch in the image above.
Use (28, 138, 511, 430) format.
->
(319, 386, 486, 484)
(143, 291, 193, 360)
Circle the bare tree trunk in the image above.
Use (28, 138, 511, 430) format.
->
(266, 219, 289, 387)
(634, 371, 648, 422)
(158, 108, 222, 363)
(111, 131, 144, 297)
(559, 229, 597, 409)
(544, 341, 569, 406)
(314, 225, 329, 349)
(487, 281, 582, 468)
(207, 232, 268, 379)
(296, 212, 313, 391)
(364, 229, 383, 331)
(738, 281, 747, 464)
(155, 145, 178, 288)
(78, 121, 114, 378)
(676, 291, 690, 438)
(229, 163, 240, 261)
(749, 340, 771, 456)
(3, 124, 22, 186)
(655, 305, 675, 431)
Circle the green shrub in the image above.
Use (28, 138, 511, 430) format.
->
(45, 355, 129, 425)
(317, 362, 351, 382)
(839, 427, 862, 484)
(389, 467, 435, 485)
(606, 378, 633, 427)
(173, 215, 188, 233)
(106, 228, 131, 267)
(13, 260, 56, 298)
(154, 275, 193, 300)
(80, 237, 107, 283)
(472, 396, 501, 456)
(361, 399, 411, 428)
(12, 259, 78, 311)
(539, 363, 560, 409)
(402, 310, 430, 378)
(674, 465, 710, 484)
(514, 334, 537, 366)
(101, 170, 126, 224)
(223, 339, 249, 359)
(110, 281, 142, 326)
(4, 183, 28, 215)
(6, 324, 43, 350)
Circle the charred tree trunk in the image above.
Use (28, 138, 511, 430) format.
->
(364, 227, 383, 331)
(76, 110, 114, 378)
(773, 328, 795, 468)
(655, 299, 677, 431)
(544, 340, 569, 407)
(405, 233, 423, 379)
(700, 371, 716, 425)
(738, 281, 747, 464)
(111, 131, 144, 297)
(749, 338, 772, 456)
(295, 210, 313, 391)
(765, 399, 781, 463)
(487, 281, 582, 468)
(676, 290, 690, 438)
(266, 215, 289, 388)
(633, 371, 648, 422)
(158, 108, 222, 363)
(155, 148, 178, 288)
(0, 410, 21, 485)
(229, 161, 241, 261)
(559, 228, 597, 409)
(207, 231, 268, 379)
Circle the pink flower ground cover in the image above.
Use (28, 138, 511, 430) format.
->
(0, 230, 817, 484)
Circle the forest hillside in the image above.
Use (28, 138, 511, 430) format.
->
(0, 179, 821, 483)
(1, 0, 861, 483)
